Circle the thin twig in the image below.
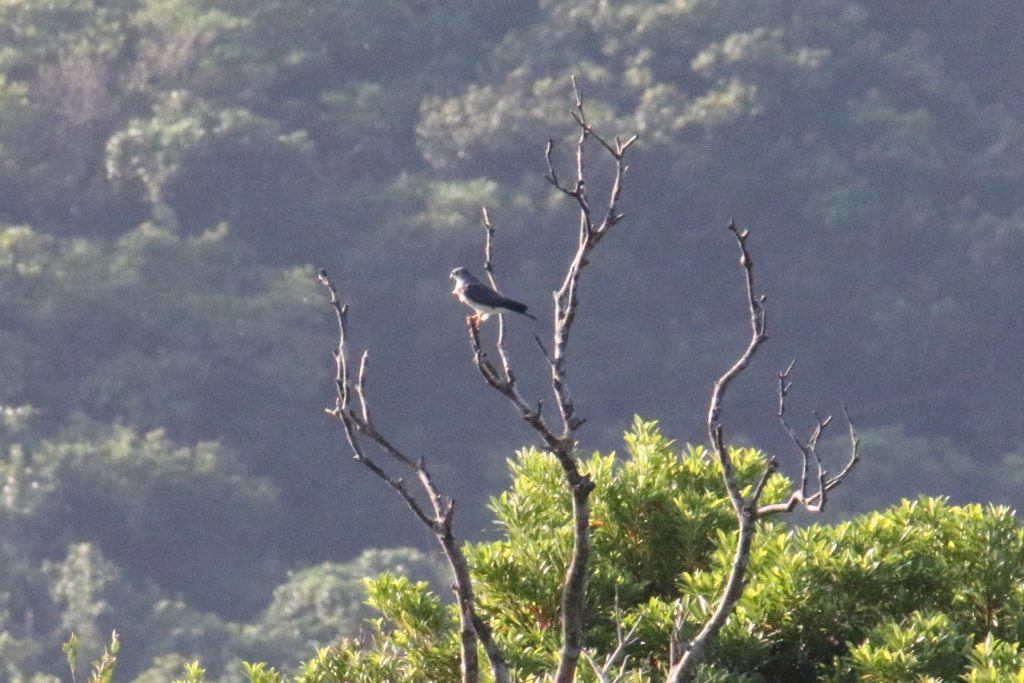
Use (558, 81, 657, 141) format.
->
(766, 364, 860, 514)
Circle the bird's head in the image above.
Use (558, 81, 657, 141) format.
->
(450, 267, 475, 283)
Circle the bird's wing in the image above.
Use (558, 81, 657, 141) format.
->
(463, 282, 517, 308)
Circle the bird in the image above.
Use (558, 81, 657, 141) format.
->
(450, 267, 537, 324)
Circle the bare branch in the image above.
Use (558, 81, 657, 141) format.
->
(467, 319, 563, 454)
(764, 364, 861, 515)
(546, 91, 634, 446)
(482, 207, 496, 278)
(667, 225, 778, 683)
(533, 88, 638, 683)
(552, 475, 596, 683)
(705, 221, 769, 514)
(670, 604, 688, 668)
(551, 88, 636, 683)
(356, 351, 371, 425)
(834, 407, 861, 488)
(583, 609, 644, 683)
(318, 269, 510, 683)
(749, 456, 780, 503)
(467, 95, 634, 463)
(668, 224, 860, 683)
(544, 139, 571, 196)
(478, 210, 520, 387)
(668, 223, 775, 683)
(465, 84, 633, 683)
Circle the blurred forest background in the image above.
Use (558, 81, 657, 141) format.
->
(0, 0, 1022, 680)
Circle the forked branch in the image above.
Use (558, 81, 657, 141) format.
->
(582, 615, 643, 683)
(760, 364, 861, 514)
(318, 270, 509, 683)
(464, 80, 634, 683)
(667, 224, 859, 683)
(544, 79, 636, 446)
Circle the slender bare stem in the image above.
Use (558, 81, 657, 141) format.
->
(468, 81, 635, 683)
(582, 615, 643, 683)
(318, 269, 509, 683)
(667, 224, 859, 683)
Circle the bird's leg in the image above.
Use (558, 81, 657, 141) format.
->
(467, 314, 481, 329)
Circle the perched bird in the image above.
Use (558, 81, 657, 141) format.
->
(450, 267, 537, 323)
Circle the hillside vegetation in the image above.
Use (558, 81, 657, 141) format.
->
(0, 0, 1022, 680)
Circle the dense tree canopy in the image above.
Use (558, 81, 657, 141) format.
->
(234, 422, 1024, 683)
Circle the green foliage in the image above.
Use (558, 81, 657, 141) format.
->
(670, 497, 1024, 682)
(0, 221, 390, 615)
(0, 542, 446, 683)
(88, 631, 119, 683)
(827, 612, 969, 683)
(234, 572, 462, 683)
(963, 636, 1024, 683)
(363, 574, 460, 683)
(0, 223, 327, 442)
(62, 630, 119, 683)
(4, 0, 1024, 681)
(177, 660, 206, 683)
(242, 662, 282, 683)
(0, 420, 284, 616)
(236, 549, 448, 672)
(63, 634, 78, 683)
(291, 423, 1024, 683)
(292, 643, 403, 683)
(461, 419, 788, 677)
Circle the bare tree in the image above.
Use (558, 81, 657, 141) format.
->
(319, 82, 859, 683)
